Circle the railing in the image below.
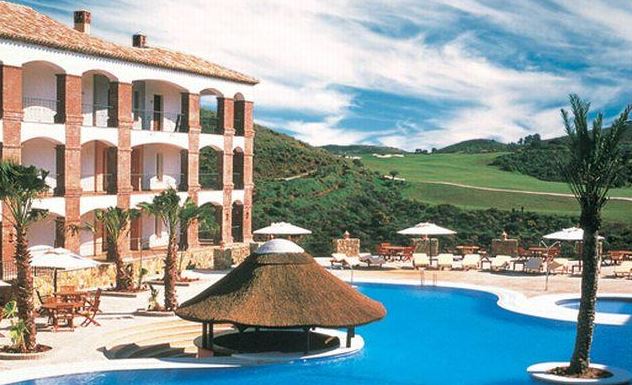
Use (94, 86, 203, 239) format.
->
(22, 97, 58, 123)
(233, 172, 243, 189)
(82, 103, 111, 127)
(200, 172, 220, 190)
(201, 116, 221, 134)
(1, 258, 17, 281)
(80, 173, 116, 194)
(132, 109, 186, 132)
(130, 173, 185, 192)
(234, 117, 244, 135)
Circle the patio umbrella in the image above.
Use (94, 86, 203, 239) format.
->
(397, 222, 456, 237)
(543, 227, 605, 241)
(253, 222, 312, 236)
(29, 246, 100, 291)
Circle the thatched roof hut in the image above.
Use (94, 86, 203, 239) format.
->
(176, 239, 385, 353)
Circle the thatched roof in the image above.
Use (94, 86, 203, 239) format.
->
(176, 240, 386, 328)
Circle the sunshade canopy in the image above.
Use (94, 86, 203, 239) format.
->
(398, 222, 457, 236)
(253, 222, 312, 236)
(176, 239, 386, 328)
(29, 246, 100, 271)
(543, 227, 605, 242)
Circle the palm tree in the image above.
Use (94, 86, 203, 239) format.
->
(559, 94, 631, 375)
(138, 189, 206, 310)
(0, 162, 49, 352)
(88, 207, 139, 291)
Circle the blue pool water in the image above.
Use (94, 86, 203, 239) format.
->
(15, 284, 632, 385)
(558, 297, 632, 314)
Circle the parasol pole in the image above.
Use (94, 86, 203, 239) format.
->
(540, 240, 560, 291)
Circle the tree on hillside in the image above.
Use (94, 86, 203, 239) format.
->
(138, 189, 206, 310)
(0, 162, 49, 352)
(559, 94, 631, 375)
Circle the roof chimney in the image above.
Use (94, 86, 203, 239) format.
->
(73, 10, 91, 34)
(132, 33, 147, 48)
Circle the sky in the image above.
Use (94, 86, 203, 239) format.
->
(17, 0, 632, 150)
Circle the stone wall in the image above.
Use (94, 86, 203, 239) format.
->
(332, 237, 360, 257)
(32, 244, 250, 295)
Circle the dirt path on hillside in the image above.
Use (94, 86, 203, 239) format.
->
(420, 181, 632, 202)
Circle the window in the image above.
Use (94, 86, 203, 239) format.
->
(156, 153, 163, 182)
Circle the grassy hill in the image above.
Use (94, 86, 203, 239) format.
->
(321, 144, 407, 155)
(436, 139, 508, 154)
(231, 121, 632, 256)
(360, 153, 632, 223)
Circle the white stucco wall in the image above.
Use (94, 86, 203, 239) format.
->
(81, 141, 96, 192)
(79, 211, 102, 257)
(141, 213, 169, 248)
(27, 215, 56, 248)
(142, 144, 181, 190)
(22, 138, 57, 191)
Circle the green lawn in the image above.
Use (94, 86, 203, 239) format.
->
(361, 153, 632, 197)
(361, 153, 632, 223)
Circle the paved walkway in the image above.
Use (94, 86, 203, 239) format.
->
(0, 265, 630, 371)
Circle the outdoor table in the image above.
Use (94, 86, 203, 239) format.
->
(41, 301, 83, 331)
(54, 290, 88, 304)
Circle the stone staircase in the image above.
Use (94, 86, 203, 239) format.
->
(103, 319, 213, 359)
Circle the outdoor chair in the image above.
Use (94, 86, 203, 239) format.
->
(360, 254, 385, 268)
(613, 261, 632, 278)
(490, 255, 512, 271)
(437, 254, 454, 270)
(412, 253, 430, 270)
(524, 257, 544, 273)
(81, 289, 102, 327)
(462, 254, 481, 271)
(330, 253, 347, 269)
(548, 258, 569, 274)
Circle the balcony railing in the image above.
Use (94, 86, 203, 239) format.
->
(201, 116, 220, 134)
(200, 172, 220, 190)
(130, 173, 185, 192)
(132, 109, 186, 132)
(81, 173, 116, 194)
(233, 172, 243, 189)
(82, 103, 111, 127)
(22, 97, 58, 123)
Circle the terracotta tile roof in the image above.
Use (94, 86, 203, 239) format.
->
(0, 1, 258, 85)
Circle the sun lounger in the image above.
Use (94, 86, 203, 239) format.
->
(548, 258, 569, 274)
(412, 253, 430, 270)
(437, 253, 454, 270)
(490, 255, 512, 271)
(330, 253, 347, 268)
(613, 261, 632, 278)
(524, 257, 544, 273)
(462, 254, 481, 271)
(360, 254, 386, 268)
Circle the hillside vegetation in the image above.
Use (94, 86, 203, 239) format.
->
(437, 139, 508, 153)
(230, 121, 632, 256)
(321, 144, 407, 155)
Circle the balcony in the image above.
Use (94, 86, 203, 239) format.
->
(131, 173, 186, 193)
(132, 109, 186, 133)
(201, 116, 221, 134)
(22, 97, 59, 124)
(82, 103, 111, 127)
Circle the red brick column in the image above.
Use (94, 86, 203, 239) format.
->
(110, 82, 133, 256)
(183, 93, 200, 249)
(57, 74, 82, 253)
(237, 100, 254, 243)
(218, 97, 234, 245)
(1, 65, 23, 275)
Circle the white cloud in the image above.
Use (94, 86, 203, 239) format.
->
(66, 0, 632, 150)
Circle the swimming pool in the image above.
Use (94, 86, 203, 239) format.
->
(11, 283, 632, 385)
(558, 297, 632, 315)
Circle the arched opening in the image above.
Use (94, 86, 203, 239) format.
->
(233, 148, 244, 189)
(79, 210, 106, 257)
(197, 203, 223, 246)
(232, 201, 244, 243)
(200, 88, 223, 134)
(130, 143, 186, 192)
(81, 69, 117, 127)
(81, 140, 117, 194)
(21, 137, 63, 195)
(233, 92, 246, 136)
(132, 79, 188, 132)
(28, 213, 63, 250)
(21, 61, 65, 124)
(199, 145, 223, 190)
